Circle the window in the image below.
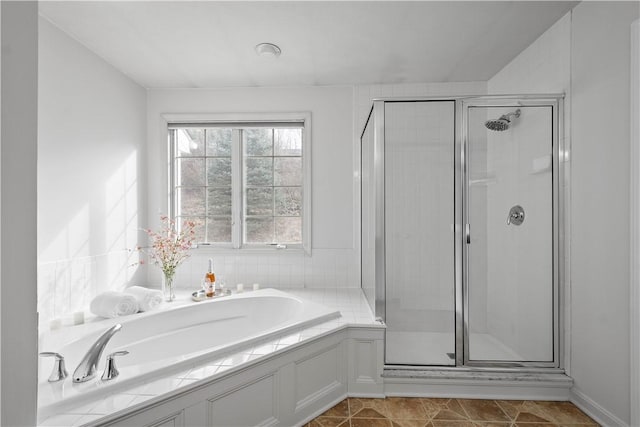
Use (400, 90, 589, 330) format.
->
(168, 115, 310, 252)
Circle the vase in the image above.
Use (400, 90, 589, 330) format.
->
(162, 272, 176, 302)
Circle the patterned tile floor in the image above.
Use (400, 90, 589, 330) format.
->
(306, 397, 599, 427)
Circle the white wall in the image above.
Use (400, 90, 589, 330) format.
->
(631, 18, 640, 427)
(37, 18, 147, 327)
(1, 3, 3, 420)
(490, 4, 640, 425)
(1, 2, 38, 425)
(569, 2, 638, 425)
(146, 86, 359, 289)
(488, 12, 571, 95)
(487, 10, 571, 365)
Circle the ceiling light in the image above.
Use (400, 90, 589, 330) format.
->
(255, 43, 281, 57)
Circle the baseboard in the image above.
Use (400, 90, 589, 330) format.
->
(570, 387, 629, 427)
(348, 392, 387, 399)
(296, 393, 348, 426)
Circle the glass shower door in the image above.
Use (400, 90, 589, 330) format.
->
(384, 101, 456, 366)
(465, 102, 558, 365)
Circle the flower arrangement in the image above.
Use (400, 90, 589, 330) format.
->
(142, 215, 197, 301)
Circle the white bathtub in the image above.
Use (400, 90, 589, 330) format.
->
(38, 288, 340, 420)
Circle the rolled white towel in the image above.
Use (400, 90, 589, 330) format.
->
(124, 286, 163, 312)
(90, 291, 139, 318)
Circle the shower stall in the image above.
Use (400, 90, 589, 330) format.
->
(361, 95, 564, 369)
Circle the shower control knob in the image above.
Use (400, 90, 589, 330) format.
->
(507, 205, 525, 226)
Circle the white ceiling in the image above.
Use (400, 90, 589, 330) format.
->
(39, 1, 577, 89)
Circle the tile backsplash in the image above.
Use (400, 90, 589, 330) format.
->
(37, 249, 140, 327)
(156, 248, 361, 290)
(37, 248, 360, 327)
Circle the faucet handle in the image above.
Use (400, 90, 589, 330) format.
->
(40, 352, 69, 382)
(101, 350, 129, 381)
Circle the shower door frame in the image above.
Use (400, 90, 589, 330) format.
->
(369, 97, 464, 366)
(461, 95, 564, 369)
(365, 94, 565, 370)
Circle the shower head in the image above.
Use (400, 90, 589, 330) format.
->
(485, 109, 521, 131)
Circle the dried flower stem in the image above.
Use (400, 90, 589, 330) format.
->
(142, 216, 197, 279)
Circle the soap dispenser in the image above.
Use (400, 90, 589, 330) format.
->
(204, 258, 216, 297)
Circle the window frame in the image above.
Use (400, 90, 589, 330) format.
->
(164, 112, 312, 255)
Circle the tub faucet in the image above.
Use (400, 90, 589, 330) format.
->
(73, 323, 122, 383)
(39, 352, 68, 382)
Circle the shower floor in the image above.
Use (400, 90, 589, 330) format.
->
(386, 331, 454, 365)
(386, 331, 522, 365)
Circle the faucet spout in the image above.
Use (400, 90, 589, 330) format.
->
(73, 323, 122, 383)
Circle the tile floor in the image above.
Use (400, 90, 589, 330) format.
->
(307, 397, 599, 427)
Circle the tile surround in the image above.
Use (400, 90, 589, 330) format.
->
(309, 397, 598, 427)
(37, 250, 138, 327)
(38, 248, 362, 327)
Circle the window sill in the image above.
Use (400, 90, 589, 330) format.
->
(191, 246, 310, 256)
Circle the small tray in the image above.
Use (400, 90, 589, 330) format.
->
(191, 290, 208, 302)
(191, 289, 231, 302)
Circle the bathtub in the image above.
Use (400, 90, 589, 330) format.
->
(38, 288, 340, 420)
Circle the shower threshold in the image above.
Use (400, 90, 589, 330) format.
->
(382, 367, 573, 401)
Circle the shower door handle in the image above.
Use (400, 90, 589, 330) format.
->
(465, 223, 471, 244)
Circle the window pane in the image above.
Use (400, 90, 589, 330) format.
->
(274, 157, 302, 186)
(245, 158, 273, 186)
(175, 129, 204, 156)
(275, 217, 302, 243)
(177, 187, 205, 216)
(172, 124, 307, 249)
(207, 188, 232, 216)
(245, 217, 274, 243)
(207, 217, 232, 243)
(206, 128, 232, 156)
(178, 217, 206, 243)
(177, 158, 204, 186)
(275, 187, 301, 216)
(274, 129, 302, 156)
(207, 158, 232, 186)
(246, 187, 273, 215)
(244, 129, 273, 156)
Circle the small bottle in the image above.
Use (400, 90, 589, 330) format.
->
(205, 258, 216, 297)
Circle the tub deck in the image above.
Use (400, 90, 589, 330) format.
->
(37, 288, 378, 427)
